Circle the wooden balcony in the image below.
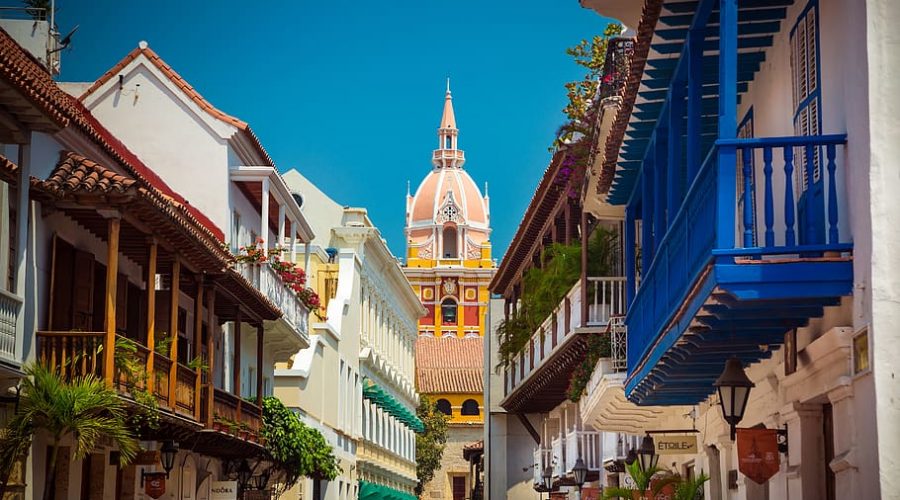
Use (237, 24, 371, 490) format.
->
(36, 331, 262, 452)
(501, 277, 625, 413)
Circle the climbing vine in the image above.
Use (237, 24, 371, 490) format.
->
(261, 396, 340, 497)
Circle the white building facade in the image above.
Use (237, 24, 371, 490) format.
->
(277, 170, 422, 500)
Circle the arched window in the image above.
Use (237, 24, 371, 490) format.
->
(441, 298, 457, 325)
(445, 135, 452, 149)
(461, 399, 480, 416)
(443, 226, 458, 258)
(436, 399, 452, 416)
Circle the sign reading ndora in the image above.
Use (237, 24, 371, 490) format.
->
(655, 435, 698, 455)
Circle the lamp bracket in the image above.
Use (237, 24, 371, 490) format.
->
(776, 427, 788, 454)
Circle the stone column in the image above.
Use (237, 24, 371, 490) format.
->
(827, 380, 857, 500)
(781, 402, 825, 500)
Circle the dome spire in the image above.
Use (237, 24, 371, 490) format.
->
(440, 78, 456, 130)
(433, 80, 464, 169)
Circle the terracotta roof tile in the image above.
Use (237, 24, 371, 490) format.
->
(0, 27, 224, 241)
(600, 0, 663, 194)
(0, 155, 20, 183)
(79, 44, 275, 168)
(44, 152, 136, 195)
(416, 337, 484, 394)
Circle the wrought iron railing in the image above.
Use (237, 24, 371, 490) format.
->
(599, 37, 634, 100)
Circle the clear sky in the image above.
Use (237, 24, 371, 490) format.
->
(54, 1, 613, 260)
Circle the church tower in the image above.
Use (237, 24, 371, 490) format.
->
(404, 83, 495, 499)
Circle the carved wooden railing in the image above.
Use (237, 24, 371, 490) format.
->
(174, 363, 196, 416)
(36, 331, 103, 380)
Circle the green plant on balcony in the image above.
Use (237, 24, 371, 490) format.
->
(0, 364, 139, 500)
(187, 355, 209, 374)
(566, 332, 611, 402)
(154, 333, 173, 358)
(235, 238, 268, 264)
(496, 227, 617, 370)
(603, 461, 709, 500)
(111, 337, 160, 431)
(261, 396, 339, 497)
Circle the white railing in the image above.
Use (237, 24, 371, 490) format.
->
(508, 277, 625, 393)
(564, 430, 603, 474)
(532, 447, 552, 485)
(586, 277, 626, 326)
(0, 289, 21, 362)
(235, 262, 309, 339)
(551, 435, 564, 477)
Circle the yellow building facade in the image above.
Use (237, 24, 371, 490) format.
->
(404, 83, 495, 500)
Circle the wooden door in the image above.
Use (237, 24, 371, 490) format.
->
(452, 476, 466, 500)
(72, 250, 95, 330)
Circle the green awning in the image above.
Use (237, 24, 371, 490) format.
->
(359, 480, 416, 500)
(362, 377, 425, 433)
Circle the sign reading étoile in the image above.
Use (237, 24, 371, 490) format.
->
(655, 435, 698, 455)
(737, 428, 780, 484)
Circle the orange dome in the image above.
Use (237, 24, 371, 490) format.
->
(408, 167, 489, 228)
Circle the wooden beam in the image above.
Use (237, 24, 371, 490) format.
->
(146, 240, 158, 392)
(580, 211, 589, 326)
(193, 277, 204, 421)
(516, 413, 541, 445)
(233, 309, 242, 397)
(168, 257, 181, 409)
(256, 324, 264, 407)
(103, 217, 121, 387)
(206, 288, 216, 427)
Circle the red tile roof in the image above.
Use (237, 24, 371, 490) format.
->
(0, 155, 20, 183)
(44, 151, 136, 195)
(79, 44, 275, 168)
(600, 0, 663, 194)
(415, 337, 484, 394)
(0, 26, 224, 241)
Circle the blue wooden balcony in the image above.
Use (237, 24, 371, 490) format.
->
(611, 0, 854, 406)
(624, 135, 851, 405)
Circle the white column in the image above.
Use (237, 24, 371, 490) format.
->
(278, 204, 286, 249)
(289, 218, 298, 263)
(260, 177, 270, 249)
(782, 402, 826, 500)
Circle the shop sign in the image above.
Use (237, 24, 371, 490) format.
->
(144, 472, 167, 499)
(737, 428, 780, 484)
(211, 481, 238, 500)
(134, 450, 160, 465)
(655, 435, 698, 455)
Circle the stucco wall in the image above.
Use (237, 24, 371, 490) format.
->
(420, 425, 483, 500)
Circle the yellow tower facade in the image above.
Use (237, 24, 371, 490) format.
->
(404, 83, 495, 498)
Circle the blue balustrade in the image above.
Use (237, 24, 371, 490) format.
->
(626, 134, 849, 375)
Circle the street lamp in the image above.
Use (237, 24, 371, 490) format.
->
(572, 457, 588, 500)
(252, 467, 270, 490)
(160, 440, 178, 478)
(714, 357, 755, 440)
(541, 465, 553, 497)
(637, 434, 658, 472)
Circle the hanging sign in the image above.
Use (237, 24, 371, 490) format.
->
(134, 450, 160, 465)
(210, 481, 239, 500)
(144, 472, 167, 499)
(737, 428, 780, 484)
(655, 434, 698, 455)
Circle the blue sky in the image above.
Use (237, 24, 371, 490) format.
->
(54, 1, 613, 260)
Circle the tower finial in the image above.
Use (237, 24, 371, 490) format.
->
(446, 77, 451, 94)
